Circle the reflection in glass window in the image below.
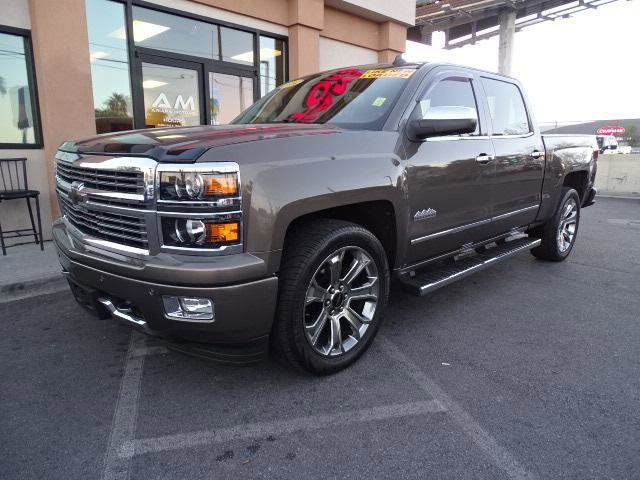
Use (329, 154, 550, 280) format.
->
(482, 78, 531, 135)
(85, 0, 133, 133)
(0, 32, 39, 145)
(220, 27, 254, 65)
(259, 36, 285, 97)
(132, 7, 219, 60)
(142, 63, 201, 128)
(210, 73, 254, 125)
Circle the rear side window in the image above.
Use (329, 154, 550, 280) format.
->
(481, 78, 531, 136)
(419, 78, 480, 135)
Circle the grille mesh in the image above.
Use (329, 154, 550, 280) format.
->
(58, 191, 148, 249)
(56, 162, 144, 194)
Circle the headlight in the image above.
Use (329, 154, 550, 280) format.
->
(159, 171, 238, 200)
(161, 218, 240, 248)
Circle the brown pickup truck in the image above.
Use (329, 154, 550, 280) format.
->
(53, 61, 598, 373)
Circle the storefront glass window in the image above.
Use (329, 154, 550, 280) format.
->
(132, 7, 219, 60)
(0, 31, 39, 146)
(85, 0, 134, 133)
(259, 36, 286, 97)
(220, 27, 254, 65)
(209, 73, 254, 125)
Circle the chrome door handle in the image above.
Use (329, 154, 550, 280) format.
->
(531, 150, 545, 159)
(475, 154, 494, 164)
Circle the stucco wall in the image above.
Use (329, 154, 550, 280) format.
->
(595, 155, 640, 195)
(1, 0, 31, 28)
(0, 0, 54, 246)
(319, 37, 378, 70)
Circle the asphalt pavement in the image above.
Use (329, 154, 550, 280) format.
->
(1, 197, 639, 480)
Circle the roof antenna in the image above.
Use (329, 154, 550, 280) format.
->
(393, 54, 407, 67)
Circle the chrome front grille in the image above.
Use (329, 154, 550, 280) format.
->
(56, 162, 144, 194)
(58, 190, 148, 249)
(54, 152, 242, 257)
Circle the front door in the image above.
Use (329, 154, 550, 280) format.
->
(138, 55, 204, 128)
(405, 73, 496, 263)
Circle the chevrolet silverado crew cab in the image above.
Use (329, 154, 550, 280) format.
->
(53, 61, 598, 374)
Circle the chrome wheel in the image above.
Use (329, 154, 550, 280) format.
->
(557, 198, 578, 252)
(303, 246, 379, 357)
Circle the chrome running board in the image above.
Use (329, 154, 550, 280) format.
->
(399, 237, 541, 296)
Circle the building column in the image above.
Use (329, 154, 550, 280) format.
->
(378, 21, 406, 63)
(287, 0, 323, 77)
(28, 0, 96, 217)
(498, 9, 516, 75)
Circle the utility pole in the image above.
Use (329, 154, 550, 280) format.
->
(498, 9, 516, 75)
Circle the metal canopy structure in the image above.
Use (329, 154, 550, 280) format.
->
(410, 0, 624, 48)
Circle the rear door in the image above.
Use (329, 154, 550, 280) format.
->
(479, 77, 545, 235)
(404, 70, 496, 263)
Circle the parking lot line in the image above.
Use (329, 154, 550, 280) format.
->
(379, 337, 537, 480)
(119, 400, 445, 458)
(102, 332, 147, 480)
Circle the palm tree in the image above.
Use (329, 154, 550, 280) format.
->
(97, 92, 129, 117)
(0, 76, 6, 96)
(105, 92, 128, 116)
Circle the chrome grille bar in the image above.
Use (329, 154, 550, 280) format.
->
(56, 162, 144, 193)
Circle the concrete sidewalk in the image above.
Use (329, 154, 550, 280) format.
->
(0, 241, 66, 303)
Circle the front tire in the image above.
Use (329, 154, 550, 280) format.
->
(531, 188, 581, 262)
(273, 219, 390, 374)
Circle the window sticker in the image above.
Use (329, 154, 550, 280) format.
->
(289, 68, 362, 123)
(372, 97, 387, 107)
(360, 69, 415, 79)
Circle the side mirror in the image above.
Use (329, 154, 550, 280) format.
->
(409, 105, 477, 140)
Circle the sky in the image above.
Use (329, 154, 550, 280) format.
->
(404, 0, 640, 125)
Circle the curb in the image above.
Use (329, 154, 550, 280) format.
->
(0, 273, 68, 303)
(596, 193, 640, 200)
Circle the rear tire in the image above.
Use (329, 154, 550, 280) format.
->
(272, 219, 390, 374)
(530, 188, 580, 262)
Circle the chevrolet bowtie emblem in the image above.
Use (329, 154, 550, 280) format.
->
(414, 208, 437, 221)
(69, 181, 88, 207)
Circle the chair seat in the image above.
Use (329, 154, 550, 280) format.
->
(0, 189, 40, 200)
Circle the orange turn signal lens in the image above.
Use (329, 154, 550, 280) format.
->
(205, 222, 240, 244)
(204, 174, 238, 197)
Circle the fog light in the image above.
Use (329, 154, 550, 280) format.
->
(162, 296, 214, 322)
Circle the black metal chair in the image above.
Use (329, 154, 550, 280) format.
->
(0, 157, 43, 255)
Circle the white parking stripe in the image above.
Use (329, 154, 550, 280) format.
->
(119, 400, 445, 458)
(379, 337, 537, 480)
(102, 332, 147, 480)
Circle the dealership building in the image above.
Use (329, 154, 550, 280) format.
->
(0, 0, 414, 243)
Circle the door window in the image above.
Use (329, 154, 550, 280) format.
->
(142, 63, 201, 127)
(418, 78, 480, 135)
(209, 73, 254, 125)
(481, 78, 531, 136)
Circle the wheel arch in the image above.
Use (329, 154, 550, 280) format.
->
(278, 198, 401, 272)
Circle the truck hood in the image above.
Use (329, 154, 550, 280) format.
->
(59, 124, 342, 163)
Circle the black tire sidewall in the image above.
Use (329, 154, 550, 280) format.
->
(283, 223, 389, 373)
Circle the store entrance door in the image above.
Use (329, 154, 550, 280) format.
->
(138, 55, 204, 128)
(208, 70, 255, 125)
(134, 52, 258, 129)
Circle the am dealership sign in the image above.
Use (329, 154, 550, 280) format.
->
(596, 125, 626, 136)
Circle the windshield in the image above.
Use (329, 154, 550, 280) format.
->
(232, 66, 417, 130)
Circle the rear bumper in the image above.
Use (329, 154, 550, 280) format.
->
(53, 219, 278, 359)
